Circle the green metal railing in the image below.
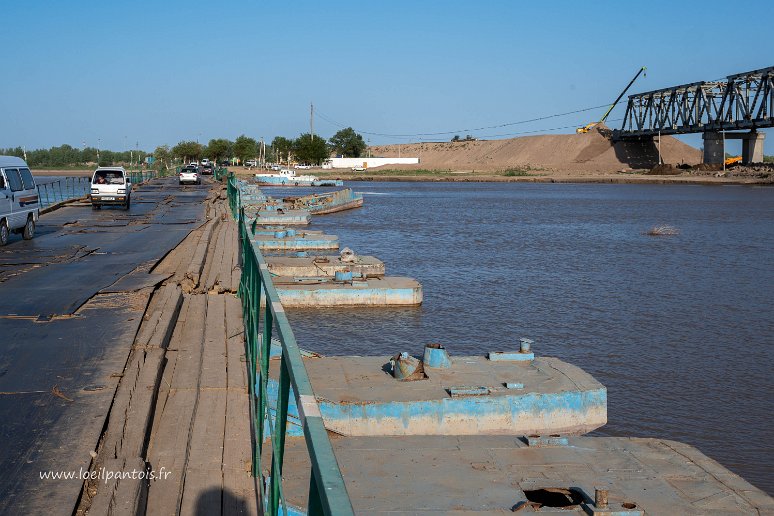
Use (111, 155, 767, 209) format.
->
(214, 167, 229, 181)
(229, 174, 353, 515)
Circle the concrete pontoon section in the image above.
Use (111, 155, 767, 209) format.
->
(248, 208, 311, 225)
(250, 232, 339, 250)
(269, 354, 606, 437)
(251, 227, 324, 236)
(265, 255, 385, 277)
(270, 276, 422, 306)
(275, 435, 774, 514)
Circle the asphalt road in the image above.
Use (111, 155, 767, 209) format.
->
(0, 177, 212, 514)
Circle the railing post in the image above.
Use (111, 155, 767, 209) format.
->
(308, 468, 324, 516)
(269, 358, 291, 512)
(258, 298, 273, 444)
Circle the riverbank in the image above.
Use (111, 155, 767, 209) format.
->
(233, 168, 774, 186)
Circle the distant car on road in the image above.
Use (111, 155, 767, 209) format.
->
(352, 166, 366, 172)
(296, 164, 312, 169)
(91, 167, 132, 210)
(201, 158, 210, 166)
(179, 166, 201, 185)
(201, 164, 213, 175)
(0, 156, 39, 245)
(245, 159, 258, 167)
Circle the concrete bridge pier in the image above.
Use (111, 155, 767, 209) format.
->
(741, 131, 765, 164)
(703, 130, 766, 165)
(702, 132, 725, 165)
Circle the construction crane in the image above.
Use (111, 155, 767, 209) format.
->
(577, 66, 647, 134)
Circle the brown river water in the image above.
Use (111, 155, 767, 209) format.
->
(264, 181, 774, 495)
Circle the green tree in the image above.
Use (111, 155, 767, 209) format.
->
(153, 145, 172, 171)
(172, 141, 203, 163)
(206, 139, 233, 163)
(271, 136, 293, 163)
(329, 127, 366, 157)
(233, 135, 258, 163)
(293, 134, 330, 165)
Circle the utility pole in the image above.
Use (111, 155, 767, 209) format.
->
(310, 102, 314, 143)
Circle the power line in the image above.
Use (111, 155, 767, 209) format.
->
(398, 118, 625, 143)
(315, 103, 615, 139)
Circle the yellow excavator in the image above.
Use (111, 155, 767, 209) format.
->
(725, 156, 742, 166)
(577, 66, 647, 134)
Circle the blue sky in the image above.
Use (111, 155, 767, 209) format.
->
(1, 0, 772, 153)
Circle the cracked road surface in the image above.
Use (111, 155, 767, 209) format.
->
(0, 177, 212, 515)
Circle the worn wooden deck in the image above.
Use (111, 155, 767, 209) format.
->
(78, 186, 258, 515)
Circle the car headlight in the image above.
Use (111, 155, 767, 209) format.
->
(91, 188, 99, 194)
(117, 189, 126, 194)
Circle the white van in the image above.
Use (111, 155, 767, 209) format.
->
(0, 156, 39, 246)
(90, 167, 132, 210)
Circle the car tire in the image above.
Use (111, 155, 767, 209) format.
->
(0, 220, 9, 246)
(22, 216, 35, 240)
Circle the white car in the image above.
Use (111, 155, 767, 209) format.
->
(352, 166, 366, 172)
(0, 156, 39, 245)
(179, 167, 200, 185)
(245, 159, 258, 167)
(296, 164, 312, 169)
(200, 158, 210, 166)
(91, 167, 132, 210)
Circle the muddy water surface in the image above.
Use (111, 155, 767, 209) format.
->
(265, 181, 774, 495)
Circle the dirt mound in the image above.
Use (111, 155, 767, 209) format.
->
(370, 128, 701, 173)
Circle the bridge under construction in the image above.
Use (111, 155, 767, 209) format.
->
(613, 66, 773, 164)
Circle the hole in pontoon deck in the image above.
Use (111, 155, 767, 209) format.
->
(522, 488, 585, 508)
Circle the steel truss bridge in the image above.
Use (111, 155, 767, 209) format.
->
(613, 66, 773, 139)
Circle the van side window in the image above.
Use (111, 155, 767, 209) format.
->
(0, 174, 5, 189)
(5, 169, 23, 192)
(19, 168, 35, 190)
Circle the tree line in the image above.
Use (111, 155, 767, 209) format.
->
(1, 127, 368, 169)
(0, 144, 148, 168)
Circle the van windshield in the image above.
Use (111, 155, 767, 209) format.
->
(93, 171, 125, 185)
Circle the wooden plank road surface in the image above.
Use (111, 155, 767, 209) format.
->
(75, 185, 257, 515)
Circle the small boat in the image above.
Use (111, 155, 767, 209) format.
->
(255, 169, 343, 187)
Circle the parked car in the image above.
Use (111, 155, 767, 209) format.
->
(352, 166, 366, 172)
(91, 167, 132, 210)
(296, 164, 312, 169)
(0, 155, 39, 245)
(244, 159, 258, 167)
(218, 160, 230, 167)
(179, 166, 200, 185)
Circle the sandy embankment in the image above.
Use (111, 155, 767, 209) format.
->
(367, 126, 701, 174)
